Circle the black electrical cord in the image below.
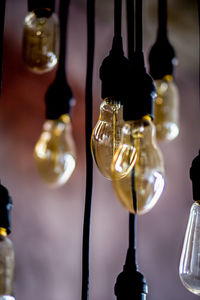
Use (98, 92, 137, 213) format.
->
(135, 0, 142, 53)
(81, 0, 95, 299)
(158, 0, 167, 38)
(114, 0, 122, 38)
(0, 0, 6, 96)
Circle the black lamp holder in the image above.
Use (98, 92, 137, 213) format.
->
(190, 150, 200, 201)
(0, 182, 12, 235)
(28, 0, 55, 17)
(149, 0, 177, 80)
(45, 0, 73, 120)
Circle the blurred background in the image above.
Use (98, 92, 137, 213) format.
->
(0, 0, 199, 299)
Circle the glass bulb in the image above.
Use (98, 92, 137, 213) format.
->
(179, 201, 200, 295)
(111, 116, 165, 214)
(0, 228, 15, 300)
(154, 75, 179, 141)
(91, 97, 124, 179)
(22, 10, 59, 74)
(34, 114, 76, 187)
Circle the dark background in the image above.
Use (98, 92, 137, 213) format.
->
(0, 0, 199, 299)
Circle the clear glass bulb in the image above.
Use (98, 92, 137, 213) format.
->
(34, 114, 76, 187)
(22, 10, 59, 74)
(154, 75, 179, 141)
(0, 228, 15, 300)
(91, 97, 124, 179)
(111, 116, 165, 214)
(179, 201, 200, 295)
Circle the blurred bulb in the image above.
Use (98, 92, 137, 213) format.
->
(91, 97, 124, 179)
(22, 9, 59, 74)
(154, 75, 179, 141)
(0, 228, 15, 300)
(111, 116, 165, 214)
(34, 114, 76, 187)
(179, 201, 200, 295)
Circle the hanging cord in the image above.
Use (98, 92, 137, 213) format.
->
(0, 0, 6, 96)
(158, 0, 167, 38)
(81, 0, 95, 299)
(57, 0, 70, 77)
(135, 0, 142, 53)
(114, 0, 122, 38)
(126, 0, 136, 258)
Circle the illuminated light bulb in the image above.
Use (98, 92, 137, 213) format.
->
(154, 75, 179, 141)
(179, 201, 200, 295)
(22, 9, 59, 74)
(111, 115, 165, 214)
(0, 228, 15, 300)
(34, 114, 76, 187)
(91, 97, 124, 179)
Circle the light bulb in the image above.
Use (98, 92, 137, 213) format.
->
(34, 114, 76, 187)
(91, 97, 124, 179)
(179, 201, 200, 295)
(0, 228, 15, 300)
(111, 116, 165, 214)
(22, 9, 59, 74)
(154, 75, 179, 141)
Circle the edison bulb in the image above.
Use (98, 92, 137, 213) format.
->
(91, 97, 124, 179)
(0, 228, 15, 300)
(111, 116, 165, 214)
(22, 9, 59, 74)
(34, 114, 76, 187)
(154, 75, 179, 141)
(179, 201, 200, 295)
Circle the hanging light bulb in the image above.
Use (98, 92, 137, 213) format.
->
(179, 151, 200, 295)
(149, 0, 179, 142)
(111, 115, 164, 214)
(154, 75, 179, 141)
(111, 52, 165, 214)
(91, 36, 129, 180)
(91, 97, 124, 179)
(22, 6, 59, 74)
(0, 184, 15, 300)
(34, 113, 76, 187)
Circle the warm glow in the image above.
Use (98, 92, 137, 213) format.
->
(111, 117, 165, 214)
(91, 98, 124, 179)
(34, 114, 76, 187)
(22, 11, 59, 74)
(154, 76, 179, 141)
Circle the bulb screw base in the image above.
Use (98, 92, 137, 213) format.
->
(0, 183, 12, 234)
(114, 248, 148, 299)
(190, 150, 200, 201)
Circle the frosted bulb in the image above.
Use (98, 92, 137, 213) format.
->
(22, 10, 59, 74)
(179, 201, 200, 295)
(91, 98, 124, 179)
(154, 76, 179, 141)
(0, 228, 15, 300)
(111, 116, 165, 214)
(34, 114, 76, 187)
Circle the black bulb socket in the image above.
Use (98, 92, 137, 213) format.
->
(149, 36, 176, 80)
(0, 183, 12, 234)
(123, 52, 156, 121)
(100, 36, 130, 105)
(45, 74, 73, 120)
(28, 0, 55, 17)
(114, 249, 148, 300)
(190, 150, 200, 201)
